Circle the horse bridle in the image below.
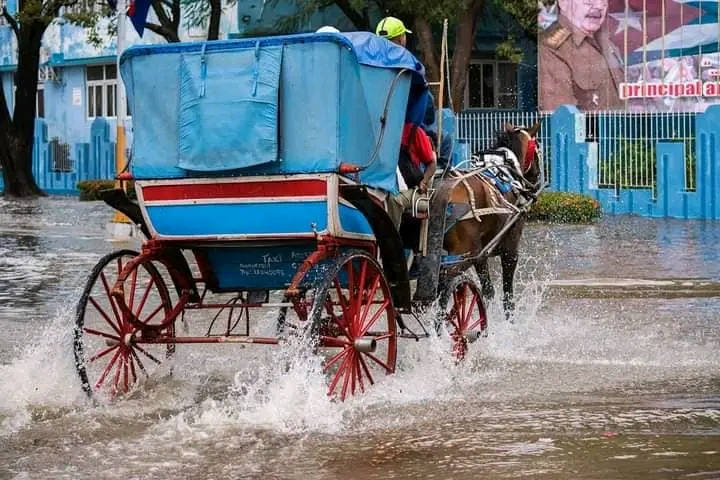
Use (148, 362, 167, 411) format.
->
(511, 126, 543, 193)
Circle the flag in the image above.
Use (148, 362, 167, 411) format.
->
(128, 0, 152, 37)
(106, 0, 152, 37)
(605, 0, 720, 65)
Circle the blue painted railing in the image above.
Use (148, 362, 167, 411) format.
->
(3, 107, 720, 220)
(0, 117, 117, 195)
(549, 105, 720, 220)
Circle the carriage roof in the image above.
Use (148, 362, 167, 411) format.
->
(120, 31, 429, 194)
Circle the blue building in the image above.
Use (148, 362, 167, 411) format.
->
(1, 0, 535, 141)
(0, 0, 535, 193)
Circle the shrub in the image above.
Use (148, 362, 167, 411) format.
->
(527, 191, 602, 224)
(77, 180, 137, 201)
(601, 140, 696, 191)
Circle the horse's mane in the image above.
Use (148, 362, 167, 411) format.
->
(491, 129, 521, 151)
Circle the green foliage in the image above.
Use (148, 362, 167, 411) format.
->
(496, 36, 523, 62)
(601, 141, 656, 188)
(182, 0, 236, 29)
(527, 191, 602, 223)
(499, 0, 539, 40)
(62, 1, 113, 47)
(77, 180, 137, 201)
(601, 140, 696, 191)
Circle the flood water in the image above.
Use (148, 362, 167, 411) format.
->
(0, 196, 719, 480)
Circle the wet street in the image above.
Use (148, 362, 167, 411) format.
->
(0, 196, 719, 479)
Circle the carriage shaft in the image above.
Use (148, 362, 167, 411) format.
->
(135, 335, 281, 345)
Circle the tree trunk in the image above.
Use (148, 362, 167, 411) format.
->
(413, 17, 440, 84)
(147, 0, 181, 43)
(449, 0, 485, 112)
(207, 0, 221, 40)
(1, 19, 48, 198)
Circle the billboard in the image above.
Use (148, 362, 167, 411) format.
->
(538, 0, 720, 112)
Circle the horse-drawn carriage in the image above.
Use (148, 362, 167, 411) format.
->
(73, 31, 544, 402)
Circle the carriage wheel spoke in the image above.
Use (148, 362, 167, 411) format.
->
(327, 353, 351, 397)
(340, 352, 353, 401)
(446, 303, 461, 331)
(111, 351, 124, 395)
(128, 352, 139, 385)
(88, 344, 119, 364)
(352, 260, 369, 337)
(88, 296, 121, 335)
(360, 297, 389, 336)
(128, 266, 139, 312)
(134, 275, 157, 319)
(358, 354, 375, 386)
(122, 354, 130, 393)
(364, 352, 393, 373)
(349, 356, 357, 397)
(131, 348, 149, 376)
(355, 358, 365, 394)
(134, 345, 163, 365)
(141, 304, 165, 326)
(323, 346, 349, 372)
(99, 272, 122, 326)
(358, 274, 381, 329)
(83, 327, 119, 343)
(320, 335, 349, 349)
(95, 347, 122, 391)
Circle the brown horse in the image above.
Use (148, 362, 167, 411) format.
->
(441, 121, 543, 320)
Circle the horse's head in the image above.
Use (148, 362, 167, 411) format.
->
(494, 121, 543, 190)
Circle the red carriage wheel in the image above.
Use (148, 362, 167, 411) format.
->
(309, 250, 397, 402)
(74, 249, 176, 400)
(440, 274, 488, 361)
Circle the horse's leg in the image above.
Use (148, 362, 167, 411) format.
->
(500, 250, 518, 322)
(474, 258, 495, 300)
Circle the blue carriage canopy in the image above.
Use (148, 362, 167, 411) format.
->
(120, 31, 430, 194)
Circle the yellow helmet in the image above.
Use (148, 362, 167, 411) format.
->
(375, 17, 411, 40)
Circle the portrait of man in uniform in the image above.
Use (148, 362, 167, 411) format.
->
(538, 0, 625, 111)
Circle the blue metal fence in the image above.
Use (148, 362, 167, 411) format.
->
(0, 117, 117, 195)
(3, 107, 720, 220)
(545, 105, 720, 220)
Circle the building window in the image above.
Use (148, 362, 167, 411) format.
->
(36, 85, 45, 119)
(49, 137, 74, 173)
(65, 0, 104, 14)
(465, 60, 518, 109)
(87, 64, 117, 118)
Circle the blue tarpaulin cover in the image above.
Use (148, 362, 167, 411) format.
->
(120, 32, 427, 193)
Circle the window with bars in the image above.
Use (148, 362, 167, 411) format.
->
(87, 64, 117, 118)
(64, 0, 105, 15)
(465, 60, 519, 109)
(36, 85, 45, 119)
(49, 137, 74, 172)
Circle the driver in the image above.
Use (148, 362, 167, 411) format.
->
(376, 17, 438, 231)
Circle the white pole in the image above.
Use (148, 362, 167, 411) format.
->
(116, 0, 127, 125)
(108, 0, 134, 238)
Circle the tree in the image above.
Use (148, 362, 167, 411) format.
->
(278, 0, 539, 111)
(0, 0, 236, 198)
(146, 0, 229, 43)
(0, 0, 111, 198)
(276, 0, 483, 111)
(2, 1, 62, 197)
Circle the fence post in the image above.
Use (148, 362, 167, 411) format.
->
(90, 117, 116, 181)
(695, 105, 720, 220)
(656, 142, 688, 218)
(550, 105, 590, 193)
